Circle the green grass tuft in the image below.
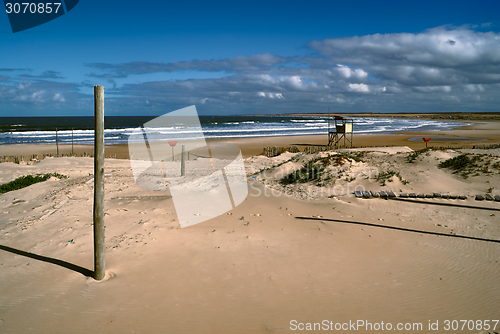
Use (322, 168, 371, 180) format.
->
(376, 170, 409, 185)
(280, 162, 324, 185)
(407, 147, 431, 163)
(438, 154, 487, 178)
(0, 173, 67, 194)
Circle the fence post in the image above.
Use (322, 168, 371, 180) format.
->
(93, 85, 105, 280)
(180, 145, 185, 176)
(56, 128, 59, 156)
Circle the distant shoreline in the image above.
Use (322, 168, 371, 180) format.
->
(279, 111, 500, 121)
(1, 119, 499, 160)
(2, 111, 499, 121)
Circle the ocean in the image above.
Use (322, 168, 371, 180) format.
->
(0, 115, 469, 146)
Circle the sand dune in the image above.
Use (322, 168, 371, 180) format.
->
(1, 140, 499, 333)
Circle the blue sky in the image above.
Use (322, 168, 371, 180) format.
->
(1, 0, 500, 116)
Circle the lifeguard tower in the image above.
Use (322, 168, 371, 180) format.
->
(327, 114, 353, 148)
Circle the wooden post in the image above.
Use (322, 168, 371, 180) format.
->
(93, 85, 105, 280)
(71, 128, 74, 156)
(56, 128, 59, 156)
(351, 120, 353, 148)
(327, 107, 330, 144)
(180, 145, 185, 176)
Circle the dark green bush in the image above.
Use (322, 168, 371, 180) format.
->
(438, 154, 483, 178)
(0, 173, 67, 194)
(439, 154, 478, 171)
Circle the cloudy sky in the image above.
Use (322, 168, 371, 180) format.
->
(1, 0, 500, 116)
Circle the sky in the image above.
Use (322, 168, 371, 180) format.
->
(1, 0, 500, 116)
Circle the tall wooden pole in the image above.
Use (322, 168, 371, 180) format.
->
(93, 85, 105, 280)
(71, 128, 74, 156)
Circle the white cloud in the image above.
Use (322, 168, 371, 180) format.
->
(464, 84, 485, 92)
(53, 93, 65, 102)
(309, 26, 500, 87)
(258, 92, 284, 99)
(31, 90, 45, 102)
(337, 65, 352, 78)
(349, 83, 370, 93)
(413, 85, 451, 93)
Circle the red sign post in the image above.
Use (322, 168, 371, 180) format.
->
(422, 137, 431, 148)
(168, 141, 177, 161)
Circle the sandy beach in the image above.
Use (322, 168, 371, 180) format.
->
(1, 117, 500, 160)
(1, 117, 499, 333)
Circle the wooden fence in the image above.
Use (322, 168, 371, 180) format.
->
(0, 152, 119, 164)
(303, 145, 334, 154)
(261, 146, 300, 157)
(261, 145, 337, 157)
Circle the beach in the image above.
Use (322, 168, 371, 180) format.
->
(1, 117, 500, 159)
(0, 116, 499, 333)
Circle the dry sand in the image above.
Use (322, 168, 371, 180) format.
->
(0, 119, 499, 333)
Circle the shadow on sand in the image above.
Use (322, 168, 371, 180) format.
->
(0, 244, 93, 277)
(295, 217, 500, 244)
